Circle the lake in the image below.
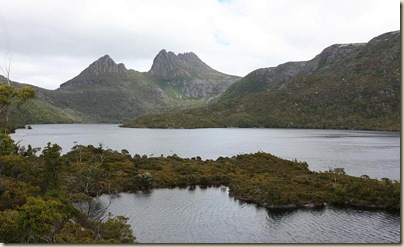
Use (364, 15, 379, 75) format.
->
(11, 124, 400, 180)
(98, 187, 400, 243)
(11, 124, 401, 243)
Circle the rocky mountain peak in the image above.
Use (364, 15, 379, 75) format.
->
(86, 54, 127, 76)
(148, 49, 213, 78)
(59, 55, 127, 89)
(177, 52, 212, 70)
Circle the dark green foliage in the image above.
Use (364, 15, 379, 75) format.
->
(0, 132, 16, 155)
(0, 196, 67, 243)
(0, 138, 136, 243)
(329, 167, 346, 175)
(0, 176, 40, 209)
(13, 196, 67, 243)
(99, 213, 135, 243)
(40, 143, 65, 192)
(0, 84, 36, 131)
(132, 172, 153, 190)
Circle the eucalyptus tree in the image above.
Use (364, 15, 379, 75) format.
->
(0, 55, 36, 132)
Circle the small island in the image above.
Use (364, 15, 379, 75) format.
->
(0, 135, 399, 243)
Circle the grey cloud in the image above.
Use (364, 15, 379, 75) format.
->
(0, 0, 399, 90)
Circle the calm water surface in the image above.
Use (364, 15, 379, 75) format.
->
(99, 187, 400, 243)
(11, 124, 401, 243)
(11, 124, 400, 180)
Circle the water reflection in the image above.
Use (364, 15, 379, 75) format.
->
(266, 207, 309, 219)
(99, 186, 400, 243)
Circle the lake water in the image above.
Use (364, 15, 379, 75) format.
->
(11, 124, 400, 180)
(10, 124, 401, 243)
(98, 187, 400, 243)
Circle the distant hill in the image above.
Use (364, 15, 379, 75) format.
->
(4, 50, 240, 124)
(0, 75, 88, 127)
(124, 31, 400, 131)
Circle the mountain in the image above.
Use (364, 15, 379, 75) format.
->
(39, 55, 168, 122)
(123, 31, 400, 131)
(60, 55, 128, 89)
(148, 49, 240, 99)
(6, 50, 239, 124)
(149, 49, 213, 78)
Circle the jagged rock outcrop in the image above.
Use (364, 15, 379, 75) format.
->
(86, 55, 127, 75)
(59, 55, 127, 89)
(148, 49, 240, 99)
(59, 50, 239, 100)
(148, 49, 214, 78)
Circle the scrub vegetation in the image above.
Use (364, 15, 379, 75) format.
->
(0, 137, 399, 243)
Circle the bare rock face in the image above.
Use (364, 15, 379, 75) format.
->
(148, 50, 185, 78)
(86, 55, 127, 76)
(148, 49, 214, 78)
(148, 49, 240, 98)
(182, 78, 235, 98)
(59, 55, 128, 89)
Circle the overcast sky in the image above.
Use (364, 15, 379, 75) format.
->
(0, 0, 400, 90)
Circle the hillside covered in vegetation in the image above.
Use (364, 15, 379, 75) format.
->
(124, 31, 400, 131)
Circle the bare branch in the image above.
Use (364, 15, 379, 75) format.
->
(0, 53, 12, 85)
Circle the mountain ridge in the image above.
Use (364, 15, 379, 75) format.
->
(5, 49, 240, 124)
(59, 55, 128, 89)
(1, 31, 399, 130)
(124, 30, 400, 131)
(148, 49, 216, 78)
(87, 54, 128, 75)
(147, 49, 240, 99)
(222, 41, 369, 100)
